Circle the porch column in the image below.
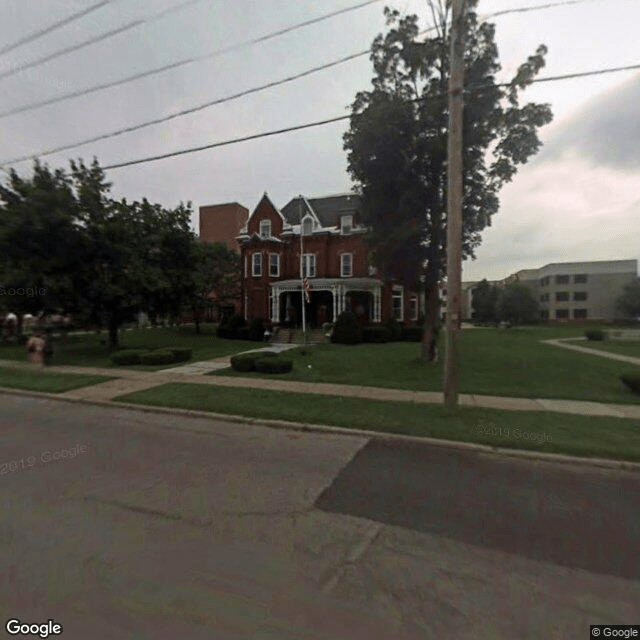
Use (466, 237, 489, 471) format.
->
(332, 286, 338, 322)
(271, 285, 279, 323)
(373, 286, 382, 323)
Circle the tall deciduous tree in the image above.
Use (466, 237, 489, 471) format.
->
(616, 279, 640, 319)
(190, 242, 241, 333)
(471, 279, 499, 323)
(0, 161, 81, 327)
(496, 282, 539, 326)
(344, 1, 552, 360)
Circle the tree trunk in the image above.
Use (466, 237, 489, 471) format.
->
(108, 313, 119, 349)
(421, 275, 441, 362)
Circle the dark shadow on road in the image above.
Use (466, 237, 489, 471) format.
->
(314, 439, 640, 580)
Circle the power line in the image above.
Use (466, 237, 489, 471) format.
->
(0, 0, 383, 85)
(0, 0, 603, 162)
(0, 0, 116, 58)
(95, 62, 640, 172)
(0, 0, 603, 119)
(0, 0, 626, 168)
(0, 0, 214, 82)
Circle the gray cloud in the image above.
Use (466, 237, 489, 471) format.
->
(540, 72, 640, 170)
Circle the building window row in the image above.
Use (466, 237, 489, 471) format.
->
(555, 291, 588, 302)
(554, 308, 588, 319)
(249, 251, 356, 278)
(541, 274, 589, 286)
(392, 286, 404, 321)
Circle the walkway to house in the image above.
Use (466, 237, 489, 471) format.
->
(541, 337, 640, 366)
(1, 355, 639, 419)
(162, 343, 299, 374)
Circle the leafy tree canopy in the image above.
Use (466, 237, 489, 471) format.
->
(343, 1, 552, 358)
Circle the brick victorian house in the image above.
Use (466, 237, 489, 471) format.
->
(238, 192, 425, 327)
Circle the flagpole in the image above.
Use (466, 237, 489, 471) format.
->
(299, 197, 306, 342)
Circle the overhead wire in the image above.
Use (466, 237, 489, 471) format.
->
(0, 0, 605, 119)
(0, 0, 218, 82)
(98, 62, 640, 171)
(0, 0, 631, 170)
(0, 0, 117, 57)
(0, 0, 383, 85)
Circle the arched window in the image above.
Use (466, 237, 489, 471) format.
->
(302, 216, 313, 236)
(259, 219, 271, 238)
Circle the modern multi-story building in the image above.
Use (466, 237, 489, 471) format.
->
(237, 192, 425, 327)
(463, 260, 638, 322)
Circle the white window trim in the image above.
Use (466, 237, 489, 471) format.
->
(392, 286, 404, 322)
(269, 253, 280, 278)
(301, 253, 316, 278)
(340, 215, 353, 235)
(301, 215, 314, 237)
(410, 296, 419, 321)
(252, 252, 262, 277)
(259, 219, 271, 238)
(340, 253, 353, 278)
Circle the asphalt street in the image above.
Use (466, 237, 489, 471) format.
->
(1, 392, 639, 639)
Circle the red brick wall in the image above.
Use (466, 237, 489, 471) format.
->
(199, 202, 248, 253)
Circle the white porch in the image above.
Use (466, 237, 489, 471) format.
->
(269, 278, 382, 324)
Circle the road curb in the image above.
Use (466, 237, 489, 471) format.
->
(2, 386, 640, 473)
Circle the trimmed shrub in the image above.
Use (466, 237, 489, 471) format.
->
(254, 356, 293, 374)
(585, 330, 605, 341)
(362, 326, 391, 343)
(217, 313, 247, 339)
(322, 322, 334, 335)
(110, 349, 149, 365)
(139, 350, 177, 365)
(230, 351, 278, 372)
(402, 326, 423, 342)
(170, 348, 192, 363)
(384, 317, 403, 342)
(249, 317, 266, 342)
(620, 373, 640, 395)
(230, 354, 256, 372)
(237, 327, 250, 340)
(331, 311, 362, 345)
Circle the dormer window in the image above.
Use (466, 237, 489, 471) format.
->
(341, 215, 353, 234)
(259, 219, 271, 238)
(301, 216, 313, 236)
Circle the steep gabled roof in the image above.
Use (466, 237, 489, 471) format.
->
(281, 193, 361, 228)
(307, 193, 361, 228)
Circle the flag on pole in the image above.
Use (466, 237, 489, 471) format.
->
(303, 277, 311, 303)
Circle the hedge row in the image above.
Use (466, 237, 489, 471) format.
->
(620, 373, 640, 395)
(111, 347, 192, 366)
(331, 312, 427, 345)
(230, 351, 292, 374)
(585, 330, 605, 341)
(217, 315, 267, 341)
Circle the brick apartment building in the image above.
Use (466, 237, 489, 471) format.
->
(199, 202, 249, 252)
(237, 192, 425, 327)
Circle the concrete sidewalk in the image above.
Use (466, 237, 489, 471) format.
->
(542, 337, 640, 366)
(1, 358, 640, 419)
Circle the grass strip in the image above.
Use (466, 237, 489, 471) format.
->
(0, 366, 113, 393)
(115, 383, 640, 462)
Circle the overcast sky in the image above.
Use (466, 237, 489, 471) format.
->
(0, 0, 638, 281)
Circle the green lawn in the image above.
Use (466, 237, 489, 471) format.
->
(212, 325, 640, 404)
(115, 383, 640, 462)
(0, 366, 112, 393)
(0, 324, 259, 370)
(579, 340, 640, 359)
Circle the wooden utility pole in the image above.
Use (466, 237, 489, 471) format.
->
(444, 0, 465, 409)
